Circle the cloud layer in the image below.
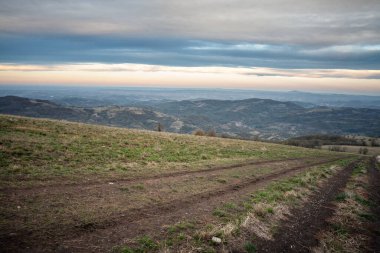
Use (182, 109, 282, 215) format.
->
(1, 0, 380, 44)
(1, 34, 379, 69)
(0, 0, 379, 91)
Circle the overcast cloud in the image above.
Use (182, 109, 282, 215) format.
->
(0, 0, 379, 72)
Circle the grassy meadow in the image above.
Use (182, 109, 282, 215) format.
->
(0, 114, 333, 187)
(0, 114, 362, 253)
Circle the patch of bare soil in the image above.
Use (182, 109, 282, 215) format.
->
(242, 159, 360, 253)
(368, 157, 380, 252)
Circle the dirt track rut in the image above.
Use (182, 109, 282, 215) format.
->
(248, 159, 361, 253)
(1, 156, 348, 253)
(2, 156, 321, 193)
(368, 157, 380, 252)
(103, 156, 346, 225)
(56, 157, 346, 253)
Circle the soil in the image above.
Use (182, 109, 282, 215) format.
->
(368, 157, 380, 252)
(0, 156, 346, 253)
(234, 159, 360, 253)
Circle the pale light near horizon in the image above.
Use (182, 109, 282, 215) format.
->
(0, 63, 379, 94)
(0, 0, 379, 94)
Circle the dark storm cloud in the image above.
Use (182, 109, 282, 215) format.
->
(0, 0, 379, 69)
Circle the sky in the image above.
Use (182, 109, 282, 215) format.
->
(0, 0, 380, 94)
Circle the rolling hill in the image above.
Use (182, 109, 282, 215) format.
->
(0, 96, 196, 133)
(153, 98, 380, 139)
(1, 95, 380, 140)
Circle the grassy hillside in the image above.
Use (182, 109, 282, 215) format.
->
(0, 114, 332, 187)
(1, 114, 364, 253)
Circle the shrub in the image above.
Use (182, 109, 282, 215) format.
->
(358, 147, 368, 155)
(193, 129, 205, 136)
(207, 129, 217, 137)
(156, 123, 163, 132)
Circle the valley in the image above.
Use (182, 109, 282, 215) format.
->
(1, 95, 380, 141)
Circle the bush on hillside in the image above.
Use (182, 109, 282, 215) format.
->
(193, 129, 205, 136)
(207, 129, 217, 137)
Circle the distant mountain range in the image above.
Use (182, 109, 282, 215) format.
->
(154, 99, 380, 139)
(0, 96, 196, 133)
(1, 95, 379, 140)
(1, 86, 380, 109)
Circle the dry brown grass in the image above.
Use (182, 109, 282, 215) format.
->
(321, 145, 380, 156)
(0, 115, 353, 253)
(174, 160, 353, 253)
(313, 162, 371, 253)
(0, 114, 334, 188)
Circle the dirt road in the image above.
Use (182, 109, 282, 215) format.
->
(0, 156, 348, 252)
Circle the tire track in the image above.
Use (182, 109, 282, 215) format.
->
(104, 156, 346, 225)
(2, 156, 335, 193)
(57, 156, 347, 253)
(1, 156, 348, 252)
(368, 157, 380, 252)
(249, 158, 361, 253)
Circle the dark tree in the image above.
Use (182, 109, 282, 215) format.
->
(157, 123, 163, 132)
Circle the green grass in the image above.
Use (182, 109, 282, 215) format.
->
(131, 184, 145, 190)
(167, 221, 195, 234)
(170, 159, 354, 252)
(358, 212, 375, 221)
(0, 114, 337, 187)
(314, 158, 373, 252)
(208, 158, 354, 221)
(161, 221, 198, 250)
(212, 208, 228, 218)
(171, 154, 360, 252)
(335, 192, 348, 202)
(331, 223, 349, 237)
(223, 202, 237, 210)
(121, 236, 158, 253)
(244, 242, 257, 253)
(0, 114, 360, 253)
(216, 178, 228, 184)
(249, 160, 355, 207)
(354, 194, 373, 207)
